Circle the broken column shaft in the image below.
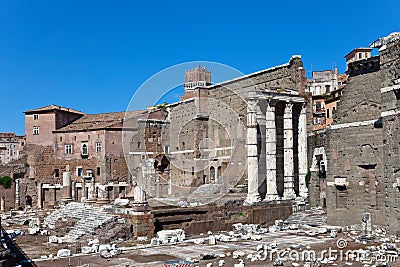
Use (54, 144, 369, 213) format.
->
(61, 172, 72, 202)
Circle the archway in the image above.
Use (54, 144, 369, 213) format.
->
(210, 167, 215, 183)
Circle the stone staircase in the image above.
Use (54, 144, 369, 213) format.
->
(284, 208, 327, 227)
(187, 184, 221, 204)
(42, 202, 114, 242)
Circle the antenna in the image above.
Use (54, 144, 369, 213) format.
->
(307, 63, 313, 78)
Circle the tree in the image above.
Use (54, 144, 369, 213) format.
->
(0, 176, 12, 189)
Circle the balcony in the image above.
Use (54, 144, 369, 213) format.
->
(313, 108, 326, 115)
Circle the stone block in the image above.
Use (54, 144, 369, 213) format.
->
(56, 249, 71, 258)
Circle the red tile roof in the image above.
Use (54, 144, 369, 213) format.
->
(54, 110, 147, 132)
(24, 104, 84, 115)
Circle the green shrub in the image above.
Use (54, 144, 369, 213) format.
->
(0, 176, 12, 189)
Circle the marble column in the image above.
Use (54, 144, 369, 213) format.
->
(256, 112, 267, 198)
(82, 178, 87, 200)
(37, 182, 43, 209)
(283, 102, 296, 199)
(245, 98, 261, 204)
(61, 172, 72, 202)
(15, 179, 20, 209)
(265, 101, 279, 200)
(298, 103, 309, 199)
(1, 196, 5, 211)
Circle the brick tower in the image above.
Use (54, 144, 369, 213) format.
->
(181, 65, 211, 100)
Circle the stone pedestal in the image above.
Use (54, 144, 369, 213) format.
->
(131, 204, 150, 212)
(361, 212, 372, 234)
(86, 177, 97, 203)
(96, 184, 110, 204)
(245, 98, 261, 205)
(61, 172, 72, 203)
(283, 103, 295, 199)
(265, 101, 279, 201)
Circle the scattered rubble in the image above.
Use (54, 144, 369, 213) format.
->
(150, 229, 186, 245)
(56, 248, 71, 258)
(4, 203, 400, 267)
(113, 198, 129, 207)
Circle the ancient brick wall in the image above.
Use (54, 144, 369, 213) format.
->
(307, 131, 328, 208)
(326, 62, 385, 226)
(380, 40, 400, 233)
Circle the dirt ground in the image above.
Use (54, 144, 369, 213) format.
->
(9, 228, 378, 267)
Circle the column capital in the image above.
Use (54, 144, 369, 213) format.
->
(300, 102, 307, 112)
(267, 99, 277, 108)
(247, 101, 258, 128)
(284, 102, 294, 112)
(247, 99, 258, 112)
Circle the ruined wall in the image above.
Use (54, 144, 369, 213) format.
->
(151, 200, 293, 235)
(380, 40, 400, 233)
(23, 128, 130, 208)
(0, 164, 24, 210)
(162, 57, 305, 197)
(326, 58, 385, 226)
(307, 130, 328, 208)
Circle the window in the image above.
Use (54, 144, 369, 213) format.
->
(163, 145, 169, 154)
(325, 85, 330, 93)
(77, 167, 83, 177)
(327, 109, 330, 119)
(336, 186, 348, 209)
(96, 142, 102, 152)
(60, 136, 62, 142)
(33, 114, 39, 120)
(96, 167, 101, 176)
(65, 144, 72, 154)
(33, 126, 39, 135)
(315, 117, 322, 125)
(54, 169, 60, 178)
(358, 52, 362, 59)
(81, 143, 88, 156)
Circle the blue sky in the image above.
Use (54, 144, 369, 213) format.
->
(0, 0, 398, 134)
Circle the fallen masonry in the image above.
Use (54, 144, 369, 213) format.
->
(2, 204, 400, 266)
